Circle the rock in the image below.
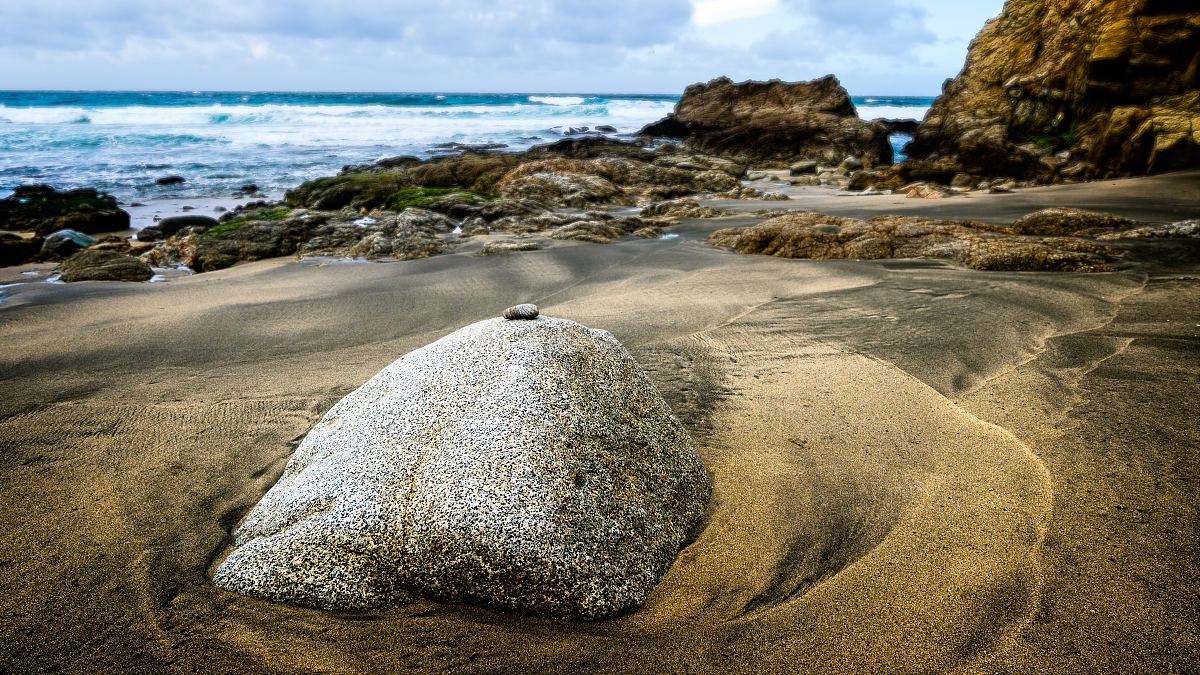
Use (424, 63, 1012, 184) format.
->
(502, 303, 539, 320)
(396, 207, 459, 233)
(950, 173, 978, 190)
(494, 156, 724, 206)
(404, 153, 525, 193)
(595, 125, 618, 133)
(136, 226, 164, 242)
(787, 159, 816, 174)
(549, 220, 626, 244)
(342, 228, 449, 262)
(1098, 219, 1200, 240)
(896, 159, 961, 185)
(876, 118, 920, 134)
(41, 229, 99, 257)
(58, 249, 153, 282)
(155, 175, 186, 185)
(285, 173, 414, 211)
(901, 182, 954, 199)
(906, 0, 1200, 180)
(498, 172, 628, 209)
(158, 215, 220, 237)
(1010, 208, 1138, 235)
(526, 137, 654, 161)
(213, 316, 710, 618)
(709, 211, 1116, 272)
(419, 191, 490, 218)
(639, 75, 893, 168)
(0, 185, 131, 236)
(477, 239, 545, 256)
(166, 212, 318, 272)
(640, 199, 729, 220)
(690, 169, 740, 193)
(0, 233, 43, 267)
(87, 235, 136, 254)
(761, 192, 790, 201)
(432, 142, 510, 153)
(847, 169, 903, 193)
(478, 198, 547, 221)
(239, 184, 259, 193)
(841, 156, 864, 171)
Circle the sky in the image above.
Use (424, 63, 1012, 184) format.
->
(0, 0, 1004, 95)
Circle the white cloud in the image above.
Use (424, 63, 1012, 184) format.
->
(0, 0, 1004, 94)
(691, 0, 781, 27)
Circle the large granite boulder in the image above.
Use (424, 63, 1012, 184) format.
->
(58, 249, 153, 282)
(640, 75, 893, 168)
(0, 185, 131, 236)
(906, 0, 1200, 181)
(214, 315, 710, 619)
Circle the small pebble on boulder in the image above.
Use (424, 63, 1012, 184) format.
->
(503, 303, 539, 320)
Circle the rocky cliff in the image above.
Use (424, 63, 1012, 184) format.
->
(907, 0, 1200, 181)
(641, 76, 893, 168)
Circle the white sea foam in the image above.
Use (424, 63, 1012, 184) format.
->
(1, 100, 676, 146)
(5, 95, 938, 203)
(857, 104, 931, 121)
(528, 96, 587, 106)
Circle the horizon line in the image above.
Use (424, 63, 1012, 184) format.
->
(0, 88, 941, 98)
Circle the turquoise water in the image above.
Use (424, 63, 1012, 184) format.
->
(0, 91, 934, 200)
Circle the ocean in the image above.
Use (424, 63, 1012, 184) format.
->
(0, 91, 934, 202)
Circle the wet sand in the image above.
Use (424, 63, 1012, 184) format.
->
(714, 169, 1200, 224)
(0, 174, 1197, 672)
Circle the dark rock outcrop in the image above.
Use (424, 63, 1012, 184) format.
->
(877, 119, 921, 135)
(157, 215, 220, 237)
(0, 233, 42, 267)
(285, 173, 415, 211)
(907, 0, 1200, 181)
(640, 75, 893, 168)
(708, 211, 1133, 271)
(59, 249, 153, 282)
(0, 185, 131, 236)
(1010, 207, 1138, 235)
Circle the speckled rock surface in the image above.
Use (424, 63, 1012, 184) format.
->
(214, 316, 711, 619)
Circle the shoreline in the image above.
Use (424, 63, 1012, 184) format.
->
(2, 170, 1197, 308)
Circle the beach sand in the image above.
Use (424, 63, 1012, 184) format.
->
(0, 173, 1197, 672)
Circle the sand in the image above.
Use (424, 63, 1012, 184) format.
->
(0, 173, 1197, 672)
(716, 169, 1200, 224)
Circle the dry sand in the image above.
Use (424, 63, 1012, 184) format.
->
(0, 173, 1197, 672)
